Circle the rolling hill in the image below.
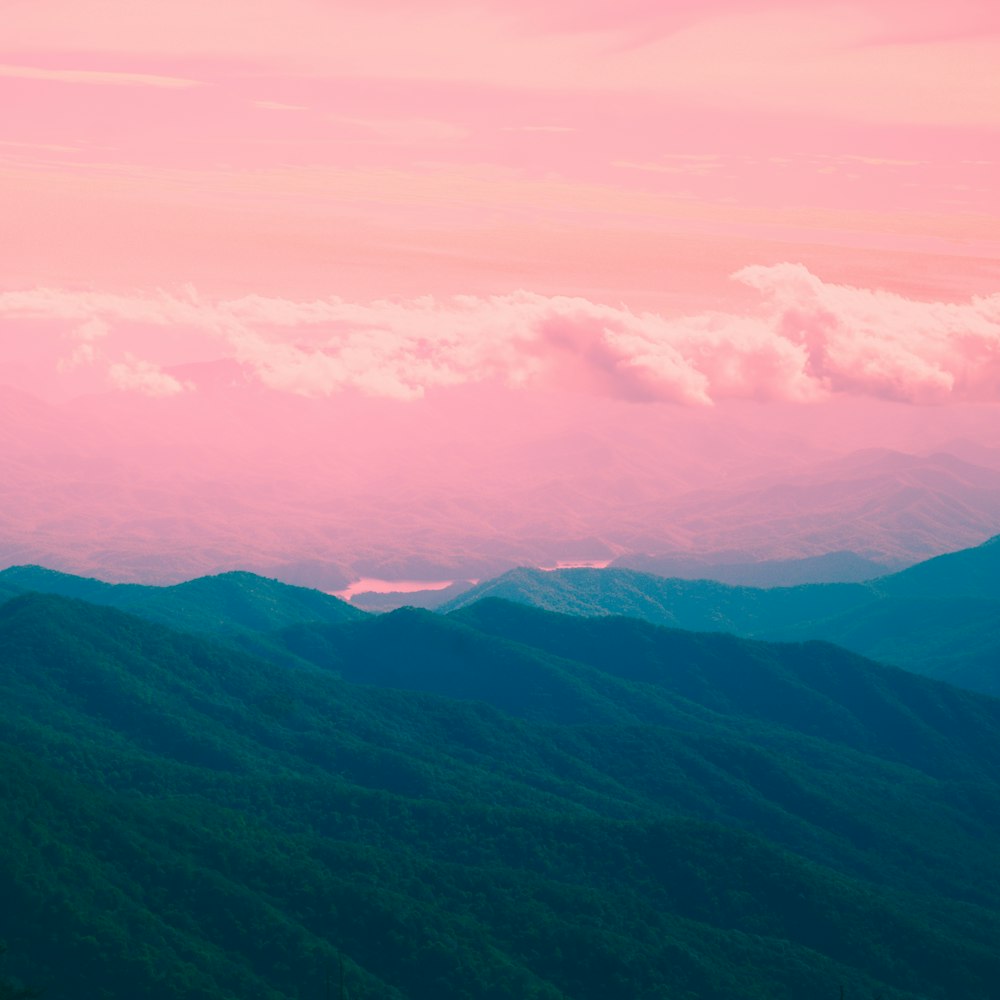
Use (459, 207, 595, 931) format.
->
(439, 535, 1000, 695)
(0, 564, 365, 636)
(4, 591, 1000, 998)
(609, 550, 896, 587)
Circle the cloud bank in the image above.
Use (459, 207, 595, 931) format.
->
(1, 264, 998, 404)
(107, 356, 190, 397)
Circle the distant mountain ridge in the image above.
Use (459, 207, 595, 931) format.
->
(347, 552, 895, 615)
(610, 550, 898, 586)
(874, 533, 1000, 599)
(440, 534, 1000, 695)
(5, 534, 1000, 694)
(0, 564, 365, 635)
(5, 376, 1000, 582)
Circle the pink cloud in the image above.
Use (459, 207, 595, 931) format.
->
(736, 264, 1000, 402)
(2, 267, 998, 405)
(107, 355, 190, 396)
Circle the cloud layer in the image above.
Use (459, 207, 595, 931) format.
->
(1, 264, 998, 404)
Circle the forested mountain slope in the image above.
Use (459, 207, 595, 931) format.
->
(4, 592, 1000, 999)
(0, 564, 364, 635)
(439, 536, 1000, 695)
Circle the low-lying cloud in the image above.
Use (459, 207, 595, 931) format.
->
(1, 264, 998, 404)
(108, 355, 191, 397)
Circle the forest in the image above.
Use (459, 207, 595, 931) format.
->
(2, 583, 1000, 998)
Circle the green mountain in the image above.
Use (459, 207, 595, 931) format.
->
(439, 535, 1000, 695)
(767, 596, 1000, 695)
(0, 564, 365, 635)
(5, 591, 1000, 999)
(875, 534, 1000, 600)
(437, 565, 875, 632)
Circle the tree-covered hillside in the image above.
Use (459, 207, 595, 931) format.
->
(438, 535, 1000, 694)
(0, 565, 365, 635)
(3, 592, 1000, 998)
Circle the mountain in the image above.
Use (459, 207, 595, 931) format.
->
(274, 598, 1000, 778)
(610, 550, 897, 587)
(5, 591, 1000, 998)
(0, 563, 137, 603)
(438, 565, 875, 632)
(647, 448, 1000, 564)
(5, 380, 1000, 583)
(348, 580, 477, 613)
(875, 534, 1000, 600)
(0, 565, 365, 635)
(440, 535, 1000, 695)
(769, 595, 1000, 695)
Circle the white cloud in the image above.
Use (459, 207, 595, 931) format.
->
(2, 266, 999, 405)
(73, 317, 110, 341)
(57, 317, 110, 371)
(108, 356, 190, 396)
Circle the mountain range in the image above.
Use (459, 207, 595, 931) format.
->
(4, 381, 1000, 585)
(3, 585, 1000, 999)
(345, 552, 898, 614)
(441, 534, 1000, 696)
(0, 564, 365, 637)
(4, 532, 1000, 697)
(4, 535, 1000, 996)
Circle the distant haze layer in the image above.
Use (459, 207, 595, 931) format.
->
(2, 374, 999, 584)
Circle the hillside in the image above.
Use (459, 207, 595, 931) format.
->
(610, 550, 896, 587)
(438, 565, 875, 633)
(440, 535, 1000, 695)
(875, 534, 1000, 600)
(0, 564, 365, 635)
(0, 579, 22, 605)
(4, 592, 1000, 998)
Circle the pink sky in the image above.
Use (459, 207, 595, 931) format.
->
(1, 1, 999, 581)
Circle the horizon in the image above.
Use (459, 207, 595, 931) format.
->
(2, 530, 997, 597)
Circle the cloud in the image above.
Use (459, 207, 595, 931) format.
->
(74, 317, 110, 342)
(108, 356, 190, 397)
(1, 265, 998, 405)
(0, 63, 200, 88)
(735, 263, 1000, 403)
(57, 317, 110, 371)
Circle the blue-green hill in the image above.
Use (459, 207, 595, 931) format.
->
(4, 590, 998, 998)
(439, 535, 1000, 695)
(0, 564, 365, 635)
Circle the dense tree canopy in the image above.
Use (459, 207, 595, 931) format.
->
(2, 591, 1000, 998)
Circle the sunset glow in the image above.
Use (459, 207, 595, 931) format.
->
(2, 0, 998, 584)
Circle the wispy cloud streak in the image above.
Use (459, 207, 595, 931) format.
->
(0, 63, 200, 88)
